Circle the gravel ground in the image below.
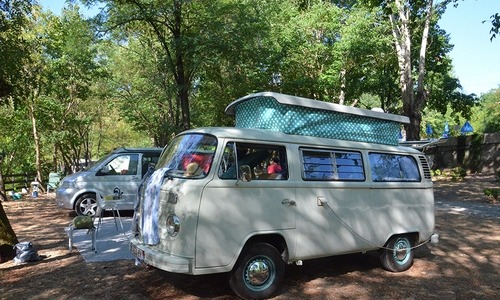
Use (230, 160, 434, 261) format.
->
(0, 174, 499, 300)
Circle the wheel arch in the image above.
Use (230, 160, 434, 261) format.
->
(234, 233, 289, 268)
(383, 231, 419, 248)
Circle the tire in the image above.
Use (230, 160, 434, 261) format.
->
(229, 243, 285, 300)
(75, 193, 98, 216)
(380, 235, 415, 272)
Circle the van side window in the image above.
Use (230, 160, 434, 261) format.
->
(141, 155, 160, 177)
(369, 153, 421, 182)
(219, 142, 288, 180)
(301, 149, 364, 181)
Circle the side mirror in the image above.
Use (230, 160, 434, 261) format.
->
(101, 165, 110, 174)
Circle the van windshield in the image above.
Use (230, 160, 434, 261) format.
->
(156, 133, 217, 178)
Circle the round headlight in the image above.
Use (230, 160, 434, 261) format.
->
(166, 214, 180, 237)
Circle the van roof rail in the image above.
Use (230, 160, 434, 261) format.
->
(399, 137, 448, 150)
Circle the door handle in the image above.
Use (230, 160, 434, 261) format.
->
(281, 199, 296, 206)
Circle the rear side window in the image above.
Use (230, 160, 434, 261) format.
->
(301, 149, 365, 181)
(369, 153, 420, 182)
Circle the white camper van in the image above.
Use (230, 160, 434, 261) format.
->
(130, 92, 438, 299)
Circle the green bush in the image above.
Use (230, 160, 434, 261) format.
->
(484, 188, 499, 201)
(450, 167, 467, 181)
(431, 169, 442, 177)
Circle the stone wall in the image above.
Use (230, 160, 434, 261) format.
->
(425, 133, 500, 174)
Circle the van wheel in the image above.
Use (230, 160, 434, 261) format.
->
(229, 243, 285, 300)
(75, 194, 98, 216)
(380, 235, 414, 272)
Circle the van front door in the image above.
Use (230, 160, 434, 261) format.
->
(95, 154, 140, 206)
(195, 142, 296, 269)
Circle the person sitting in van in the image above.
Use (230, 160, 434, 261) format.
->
(184, 162, 203, 177)
(253, 163, 265, 178)
(183, 153, 212, 174)
(267, 157, 282, 174)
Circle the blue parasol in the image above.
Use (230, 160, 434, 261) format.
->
(425, 123, 433, 136)
(443, 121, 450, 138)
(460, 120, 473, 135)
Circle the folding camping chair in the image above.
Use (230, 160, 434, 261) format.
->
(68, 215, 97, 253)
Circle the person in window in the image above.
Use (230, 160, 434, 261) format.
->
(184, 162, 203, 177)
(267, 157, 282, 174)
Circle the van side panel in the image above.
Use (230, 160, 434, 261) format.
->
(196, 179, 296, 269)
(369, 182, 435, 244)
(294, 182, 374, 259)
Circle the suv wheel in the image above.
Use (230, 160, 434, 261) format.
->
(75, 193, 98, 216)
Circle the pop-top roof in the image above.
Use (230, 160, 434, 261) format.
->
(224, 92, 409, 145)
(225, 92, 409, 124)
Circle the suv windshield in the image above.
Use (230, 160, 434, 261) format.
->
(156, 133, 217, 178)
(85, 152, 115, 171)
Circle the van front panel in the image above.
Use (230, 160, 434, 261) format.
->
(131, 134, 218, 273)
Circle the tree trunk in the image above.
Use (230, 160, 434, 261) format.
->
(414, 0, 433, 136)
(0, 200, 18, 262)
(389, 0, 433, 141)
(0, 166, 6, 202)
(338, 69, 346, 105)
(28, 90, 44, 191)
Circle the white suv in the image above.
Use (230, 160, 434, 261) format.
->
(55, 147, 162, 215)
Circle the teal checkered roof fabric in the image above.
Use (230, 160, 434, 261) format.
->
(227, 93, 408, 146)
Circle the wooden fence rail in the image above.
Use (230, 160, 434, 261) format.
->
(2, 173, 37, 192)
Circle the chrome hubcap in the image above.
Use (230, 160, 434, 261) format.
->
(245, 258, 271, 287)
(393, 239, 410, 262)
(80, 199, 97, 215)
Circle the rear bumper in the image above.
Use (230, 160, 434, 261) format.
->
(430, 233, 439, 244)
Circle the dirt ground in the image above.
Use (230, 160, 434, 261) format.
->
(0, 174, 499, 300)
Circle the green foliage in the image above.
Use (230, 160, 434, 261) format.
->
(490, 12, 500, 41)
(450, 167, 467, 181)
(483, 188, 499, 201)
(1, 0, 497, 178)
(471, 88, 500, 133)
(431, 169, 442, 177)
(0, 0, 34, 101)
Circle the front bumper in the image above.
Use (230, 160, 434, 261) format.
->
(129, 239, 192, 274)
(55, 188, 76, 210)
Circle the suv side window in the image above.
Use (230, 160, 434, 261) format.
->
(369, 153, 420, 182)
(102, 154, 139, 176)
(301, 148, 365, 181)
(219, 142, 288, 180)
